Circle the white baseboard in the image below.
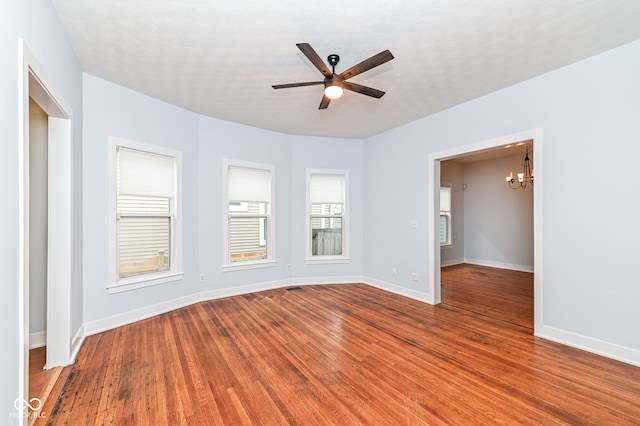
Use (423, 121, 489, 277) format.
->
(29, 331, 46, 349)
(363, 276, 431, 304)
(70, 324, 85, 363)
(199, 276, 364, 302)
(292, 275, 363, 286)
(84, 292, 201, 336)
(199, 278, 293, 301)
(464, 257, 534, 273)
(536, 325, 640, 367)
(441, 258, 464, 267)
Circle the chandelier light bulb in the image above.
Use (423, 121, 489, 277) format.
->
(505, 143, 534, 190)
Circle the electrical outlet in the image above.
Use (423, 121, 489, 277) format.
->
(287, 264, 292, 272)
(412, 272, 419, 281)
(392, 268, 397, 276)
(410, 220, 418, 229)
(200, 274, 205, 281)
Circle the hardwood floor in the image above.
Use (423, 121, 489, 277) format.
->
(37, 269, 640, 424)
(30, 347, 49, 400)
(29, 347, 62, 425)
(441, 263, 534, 329)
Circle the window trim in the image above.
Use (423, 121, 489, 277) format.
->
(305, 169, 350, 265)
(222, 159, 276, 272)
(107, 136, 183, 294)
(440, 182, 452, 248)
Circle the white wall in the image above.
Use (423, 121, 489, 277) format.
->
(364, 39, 640, 354)
(1, 0, 83, 420)
(463, 154, 533, 271)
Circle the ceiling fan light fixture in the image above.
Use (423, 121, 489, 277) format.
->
(272, 43, 394, 109)
(324, 79, 343, 99)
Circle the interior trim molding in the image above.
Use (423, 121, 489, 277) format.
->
(463, 258, 534, 273)
(70, 325, 86, 365)
(363, 276, 431, 304)
(536, 325, 640, 367)
(440, 258, 464, 267)
(199, 279, 293, 302)
(29, 332, 46, 349)
(293, 275, 363, 286)
(84, 293, 201, 337)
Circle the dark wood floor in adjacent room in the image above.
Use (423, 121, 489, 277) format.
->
(38, 265, 640, 425)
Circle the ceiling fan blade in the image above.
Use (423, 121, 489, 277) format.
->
(272, 81, 324, 89)
(342, 81, 386, 98)
(319, 95, 331, 109)
(339, 50, 394, 81)
(297, 43, 333, 78)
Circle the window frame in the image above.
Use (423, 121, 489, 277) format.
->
(440, 182, 452, 248)
(107, 136, 183, 294)
(305, 169, 350, 264)
(222, 159, 276, 272)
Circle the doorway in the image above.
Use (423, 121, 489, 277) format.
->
(427, 129, 543, 334)
(20, 40, 74, 406)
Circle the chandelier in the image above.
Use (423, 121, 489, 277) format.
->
(506, 143, 533, 189)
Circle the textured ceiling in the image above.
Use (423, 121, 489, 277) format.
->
(52, 0, 640, 139)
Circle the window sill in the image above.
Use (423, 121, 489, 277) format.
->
(107, 271, 184, 294)
(440, 244, 452, 249)
(222, 260, 277, 272)
(305, 256, 351, 265)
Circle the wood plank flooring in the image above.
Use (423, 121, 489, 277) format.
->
(30, 347, 49, 400)
(441, 263, 534, 329)
(29, 347, 63, 424)
(37, 267, 640, 424)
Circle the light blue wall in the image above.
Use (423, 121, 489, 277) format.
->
(82, 74, 201, 322)
(84, 81, 365, 311)
(197, 116, 294, 290)
(290, 136, 364, 278)
(363, 132, 430, 289)
(1, 0, 83, 420)
(363, 39, 640, 350)
(463, 154, 533, 269)
(440, 160, 464, 264)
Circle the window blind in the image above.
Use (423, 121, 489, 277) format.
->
(228, 166, 271, 203)
(440, 186, 451, 212)
(118, 148, 175, 198)
(310, 174, 344, 204)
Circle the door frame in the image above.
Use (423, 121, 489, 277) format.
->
(427, 128, 543, 333)
(19, 39, 74, 404)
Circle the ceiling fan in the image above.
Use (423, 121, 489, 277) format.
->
(272, 43, 394, 109)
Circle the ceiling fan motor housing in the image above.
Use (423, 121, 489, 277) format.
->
(328, 54, 340, 68)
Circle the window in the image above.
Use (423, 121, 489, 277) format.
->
(108, 137, 183, 293)
(223, 160, 275, 271)
(440, 184, 452, 246)
(306, 170, 349, 264)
